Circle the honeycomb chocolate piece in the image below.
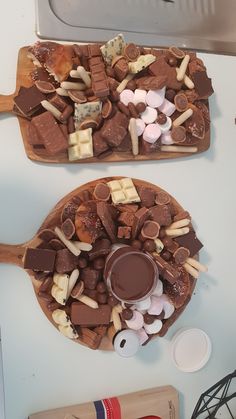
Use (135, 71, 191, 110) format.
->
(71, 303, 111, 326)
(24, 248, 56, 272)
(138, 186, 156, 208)
(149, 205, 172, 226)
(81, 267, 100, 290)
(61, 218, 75, 240)
(55, 248, 78, 274)
(174, 231, 203, 257)
(117, 226, 131, 239)
(131, 207, 149, 239)
(88, 238, 111, 260)
(32, 112, 68, 155)
(192, 71, 214, 99)
(97, 202, 117, 243)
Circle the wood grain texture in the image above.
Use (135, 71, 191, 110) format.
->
(0, 46, 211, 164)
(0, 177, 198, 351)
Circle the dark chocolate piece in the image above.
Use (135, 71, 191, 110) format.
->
(32, 112, 68, 155)
(174, 230, 203, 257)
(38, 229, 57, 242)
(97, 202, 117, 243)
(131, 207, 149, 239)
(14, 85, 45, 117)
(192, 71, 214, 99)
(55, 248, 78, 274)
(71, 303, 111, 326)
(149, 205, 172, 226)
(49, 239, 65, 251)
(138, 186, 156, 208)
(24, 248, 56, 272)
(88, 238, 111, 261)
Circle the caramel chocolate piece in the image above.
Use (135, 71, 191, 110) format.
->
(102, 98, 113, 119)
(141, 221, 160, 239)
(80, 327, 102, 350)
(185, 106, 205, 140)
(136, 75, 167, 90)
(61, 218, 75, 240)
(97, 202, 117, 243)
(149, 205, 172, 226)
(164, 269, 191, 309)
(124, 43, 140, 61)
(171, 126, 186, 143)
(14, 85, 45, 117)
(81, 267, 100, 290)
(174, 93, 188, 112)
(32, 112, 68, 155)
(35, 80, 55, 94)
(24, 248, 56, 272)
(149, 57, 183, 90)
(75, 200, 103, 244)
(55, 248, 78, 274)
(38, 229, 57, 242)
(92, 131, 110, 157)
(118, 211, 135, 227)
(192, 71, 214, 99)
(117, 226, 131, 239)
(93, 183, 110, 201)
(100, 111, 128, 147)
(155, 191, 170, 206)
(138, 186, 156, 208)
(71, 303, 111, 326)
(174, 230, 203, 257)
(88, 238, 111, 260)
(173, 247, 190, 265)
(131, 207, 149, 239)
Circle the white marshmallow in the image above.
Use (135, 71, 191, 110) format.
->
(158, 116, 172, 133)
(133, 89, 147, 105)
(137, 328, 149, 345)
(161, 131, 174, 145)
(141, 106, 158, 124)
(120, 89, 135, 106)
(158, 99, 176, 116)
(125, 311, 144, 330)
(135, 118, 146, 136)
(146, 87, 166, 108)
(160, 295, 175, 319)
(144, 319, 163, 334)
(152, 280, 163, 297)
(135, 297, 151, 311)
(148, 296, 164, 316)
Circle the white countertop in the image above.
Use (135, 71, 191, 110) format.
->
(0, 2, 236, 419)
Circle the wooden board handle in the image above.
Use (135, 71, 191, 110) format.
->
(0, 243, 25, 267)
(0, 93, 14, 113)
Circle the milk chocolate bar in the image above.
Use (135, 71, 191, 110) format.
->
(71, 303, 111, 326)
(32, 111, 68, 154)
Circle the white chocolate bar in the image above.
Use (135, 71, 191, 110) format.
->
(107, 178, 141, 204)
(128, 54, 156, 74)
(100, 33, 126, 65)
(74, 101, 102, 128)
(68, 128, 94, 161)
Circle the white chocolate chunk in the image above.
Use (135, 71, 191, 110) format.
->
(58, 324, 78, 339)
(154, 238, 164, 253)
(128, 54, 156, 74)
(52, 309, 70, 326)
(53, 273, 69, 289)
(68, 145, 81, 161)
(51, 284, 68, 305)
(68, 132, 78, 146)
(100, 33, 126, 65)
(68, 128, 93, 160)
(66, 269, 80, 299)
(107, 178, 141, 205)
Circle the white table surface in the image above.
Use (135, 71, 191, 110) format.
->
(0, 2, 236, 419)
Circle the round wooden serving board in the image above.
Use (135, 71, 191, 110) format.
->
(0, 177, 197, 350)
(0, 46, 210, 164)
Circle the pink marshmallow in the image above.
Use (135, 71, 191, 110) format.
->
(137, 328, 149, 345)
(120, 89, 135, 106)
(125, 311, 144, 330)
(148, 296, 164, 315)
(146, 87, 165, 108)
(158, 99, 176, 116)
(143, 124, 161, 144)
(161, 131, 174, 145)
(141, 106, 157, 124)
(135, 118, 146, 136)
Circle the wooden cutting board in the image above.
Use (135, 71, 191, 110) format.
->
(0, 46, 210, 164)
(29, 385, 179, 419)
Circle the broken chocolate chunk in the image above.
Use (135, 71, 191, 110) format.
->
(174, 230, 203, 257)
(131, 207, 149, 239)
(149, 205, 172, 226)
(88, 238, 111, 261)
(55, 248, 78, 274)
(137, 186, 156, 208)
(14, 85, 45, 117)
(92, 131, 110, 156)
(100, 111, 128, 147)
(24, 247, 56, 272)
(192, 71, 214, 99)
(149, 57, 183, 91)
(136, 75, 167, 91)
(97, 201, 117, 243)
(118, 212, 135, 227)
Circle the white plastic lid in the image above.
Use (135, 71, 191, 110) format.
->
(170, 328, 212, 372)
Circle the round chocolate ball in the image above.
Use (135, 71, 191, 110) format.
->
(136, 102, 146, 114)
(78, 257, 88, 268)
(157, 113, 167, 125)
(143, 239, 156, 252)
(144, 313, 155, 324)
(108, 295, 119, 307)
(122, 308, 134, 321)
(97, 293, 108, 304)
(126, 79, 137, 91)
(168, 57, 178, 67)
(165, 89, 176, 102)
(96, 281, 107, 294)
(161, 250, 172, 261)
(131, 240, 142, 250)
(93, 257, 105, 270)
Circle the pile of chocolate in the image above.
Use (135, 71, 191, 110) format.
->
(23, 178, 206, 352)
(13, 34, 214, 160)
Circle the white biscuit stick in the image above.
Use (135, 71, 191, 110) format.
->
(186, 257, 208, 272)
(173, 108, 193, 127)
(176, 54, 190, 81)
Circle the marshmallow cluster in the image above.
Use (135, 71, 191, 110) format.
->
(119, 88, 176, 145)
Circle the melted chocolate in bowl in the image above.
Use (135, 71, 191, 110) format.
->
(105, 246, 158, 302)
